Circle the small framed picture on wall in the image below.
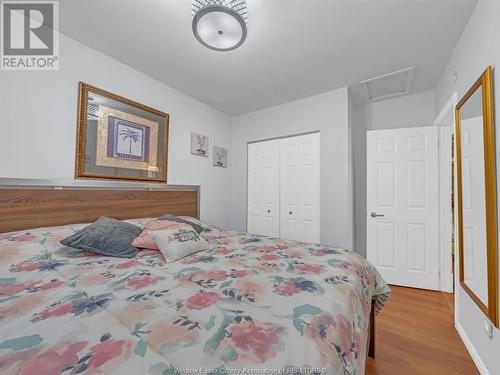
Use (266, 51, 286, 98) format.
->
(191, 132, 208, 157)
(213, 146, 227, 167)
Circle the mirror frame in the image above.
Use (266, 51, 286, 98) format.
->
(455, 66, 498, 327)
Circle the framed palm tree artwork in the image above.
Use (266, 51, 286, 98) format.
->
(76, 82, 169, 183)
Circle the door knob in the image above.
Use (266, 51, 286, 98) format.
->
(267, 210, 271, 213)
(370, 212, 384, 218)
(289, 211, 293, 215)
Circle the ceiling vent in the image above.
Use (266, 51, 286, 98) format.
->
(361, 66, 414, 102)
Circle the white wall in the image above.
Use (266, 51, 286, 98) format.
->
(352, 104, 368, 256)
(347, 91, 355, 250)
(0, 74, 5, 176)
(352, 90, 436, 256)
(365, 90, 436, 130)
(230, 88, 353, 249)
(435, 0, 500, 373)
(0, 33, 232, 227)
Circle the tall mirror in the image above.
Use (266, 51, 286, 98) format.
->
(455, 66, 498, 327)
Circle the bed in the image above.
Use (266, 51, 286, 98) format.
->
(0, 182, 390, 375)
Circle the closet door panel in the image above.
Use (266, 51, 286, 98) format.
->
(247, 140, 280, 237)
(285, 140, 299, 237)
(280, 133, 320, 243)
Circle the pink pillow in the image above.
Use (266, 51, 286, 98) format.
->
(132, 220, 191, 250)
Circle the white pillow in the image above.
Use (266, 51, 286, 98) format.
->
(150, 227, 209, 262)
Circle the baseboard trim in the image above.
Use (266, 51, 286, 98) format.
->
(455, 322, 489, 375)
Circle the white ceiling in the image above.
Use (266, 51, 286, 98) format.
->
(59, 0, 477, 115)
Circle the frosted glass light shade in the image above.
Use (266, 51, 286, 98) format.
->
(192, 0, 247, 51)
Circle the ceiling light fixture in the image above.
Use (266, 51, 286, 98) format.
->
(192, 0, 247, 51)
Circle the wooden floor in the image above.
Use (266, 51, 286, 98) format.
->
(366, 286, 479, 375)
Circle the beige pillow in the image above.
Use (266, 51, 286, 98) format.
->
(150, 227, 209, 262)
(132, 219, 191, 250)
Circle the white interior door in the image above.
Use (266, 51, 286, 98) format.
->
(247, 139, 280, 237)
(280, 133, 320, 243)
(367, 127, 439, 290)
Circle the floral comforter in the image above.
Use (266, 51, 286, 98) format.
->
(0, 219, 390, 375)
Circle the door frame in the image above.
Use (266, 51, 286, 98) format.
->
(433, 93, 458, 297)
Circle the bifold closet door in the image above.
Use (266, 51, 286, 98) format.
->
(280, 133, 320, 243)
(247, 139, 280, 237)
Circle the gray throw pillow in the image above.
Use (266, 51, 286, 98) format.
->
(60, 216, 141, 258)
(159, 214, 203, 234)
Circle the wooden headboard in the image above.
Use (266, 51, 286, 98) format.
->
(0, 179, 199, 233)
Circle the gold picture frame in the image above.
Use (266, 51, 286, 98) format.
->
(76, 82, 169, 183)
(455, 66, 498, 327)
